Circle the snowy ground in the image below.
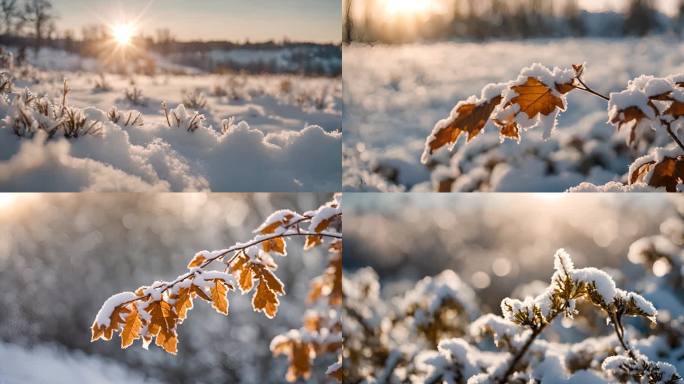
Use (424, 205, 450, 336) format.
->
(0, 48, 341, 192)
(0, 342, 161, 384)
(343, 37, 684, 192)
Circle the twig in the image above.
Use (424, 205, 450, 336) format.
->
(572, 76, 609, 101)
(496, 308, 564, 383)
(119, 213, 342, 307)
(664, 120, 684, 153)
(574, 76, 684, 151)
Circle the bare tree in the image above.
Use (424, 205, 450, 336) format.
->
(24, 0, 55, 55)
(343, 0, 353, 44)
(624, 0, 658, 36)
(0, 0, 20, 35)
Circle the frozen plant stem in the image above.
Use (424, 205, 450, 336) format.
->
(497, 309, 562, 384)
(610, 312, 637, 360)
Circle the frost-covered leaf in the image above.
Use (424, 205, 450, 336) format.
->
(145, 299, 178, 355)
(120, 305, 142, 349)
(270, 331, 315, 382)
(210, 279, 230, 315)
(423, 95, 503, 161)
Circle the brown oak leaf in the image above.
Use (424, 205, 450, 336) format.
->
(630, 156, 684, 192)
(425, 95, 503, 158)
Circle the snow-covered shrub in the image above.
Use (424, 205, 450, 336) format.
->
(3, 80, 102, 139)
(124, 82, 146, 106)
(92, 73, 112, 93)
(107, 106, 144, 128)
(422, 63, 684, 192)
(345, 248, 684, 383)
(92, 195, 343, 382)
(182, 88, 208, 110)
(161, 101, 206, 132)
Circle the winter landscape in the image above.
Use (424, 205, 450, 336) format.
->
(0, 0, 342, 192)
(343, 194, 684, 382)
(0, 193, 342, 383)
(342, 0, 684, 192)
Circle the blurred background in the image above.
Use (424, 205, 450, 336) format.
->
(0, 193, 333, 383)
(344, 194, 682, 312)
(343, 0, 684, 44)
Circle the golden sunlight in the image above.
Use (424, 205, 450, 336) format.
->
(0, 194, 16, 210)
(112, 23, 136, 47)
(378, 0, 446, 19)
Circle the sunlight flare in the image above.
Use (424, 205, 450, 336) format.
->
(377, 0, 446, 19)
(111, 23, 136, 47)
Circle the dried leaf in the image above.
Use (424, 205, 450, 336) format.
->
(91, 305, 130, 342)
(210, 279, 230, 315)
(145, 299, 178, 354)
(425, 96, 503, 157)
(630, 156, 684, 192)
(187, 254, 206, 269)
(304, 235, 323, 250)
(610, 106, 651, 146)
(510, 77, 568, 119)
(273, 339, 315, 382)
(262, 236, 286, 255)
(120, 305, 142, 349)
(664, 100, 684, 118)
(253, 279, 280, 319)
(307, 252, 342, 306)
(231, 254, 255, 293)
(172, 287, 194, 321)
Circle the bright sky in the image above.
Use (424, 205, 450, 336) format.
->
(54, 0, 340, 43)
(578, 0, 680, 16)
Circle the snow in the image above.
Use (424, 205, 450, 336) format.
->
(93, 291, 137, 327)
(254, 209, 299, 233)
(0, 49, 342, 192)
(571, 267, 617, 304)
(0, 342, 161, 384)
(625, 291, 657, 318)
(343, 38, 684, 192)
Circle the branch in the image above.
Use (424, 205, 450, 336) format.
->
(119, 214, 342, 307)
(664, 120, 684, 153)
(573, 76, 610, 101)
(497, 309, 564, 384)
(610, 311, 637, 360)
(573, 76, 684, 152)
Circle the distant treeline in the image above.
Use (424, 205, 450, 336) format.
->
(343, 0, 684, 43)
(0, 0, 341, 76)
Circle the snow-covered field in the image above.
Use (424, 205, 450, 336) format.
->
(0, 49, 341, 191)
(343, 37, 684, 192)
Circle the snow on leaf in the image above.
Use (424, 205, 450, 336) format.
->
(262, 236, 287, 255)
(630, 156, 684, 192)
(255, 210, 298, 235)
(509, 77, 568, 120)
(422, 95, 504, 163)
(187, 252, 207, 269)
(270, 331, 315, 382)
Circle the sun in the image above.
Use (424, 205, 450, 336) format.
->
(112, 23, 136, 47)
(379, 0, 444, 19)
(0, 194, 16, 210)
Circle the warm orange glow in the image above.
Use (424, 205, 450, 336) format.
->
(377, 0, 446, 19)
